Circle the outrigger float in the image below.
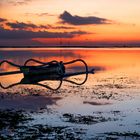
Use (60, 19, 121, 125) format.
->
(0, 59, 94, 90)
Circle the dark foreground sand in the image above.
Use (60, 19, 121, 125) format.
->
(0, 73, 140, 140)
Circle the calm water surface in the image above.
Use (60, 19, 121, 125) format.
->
(0, 48, 140, 139)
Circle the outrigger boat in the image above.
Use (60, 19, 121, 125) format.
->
(0, 59, 94, 90)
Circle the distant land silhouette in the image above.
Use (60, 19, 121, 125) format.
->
(0, 45, 140, 48)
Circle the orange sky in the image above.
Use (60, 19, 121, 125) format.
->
(0, 0, 140, 46)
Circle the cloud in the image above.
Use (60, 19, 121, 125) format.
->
(6, 21, 75, 30)
(40, 25, 75, 30)
(0, 27, 87, 39)
(0, 18, 7, 22)
(6, 22, 38, 29)
(52, 26, 75, 29)
(59, 11, 111, 25)
(25, 12, 55, 17)
(7, 0, 32, 5)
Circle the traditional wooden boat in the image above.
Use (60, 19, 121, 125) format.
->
(0, 59, 94, 90)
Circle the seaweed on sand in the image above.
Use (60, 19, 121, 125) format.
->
(0, 110, 32, 130)
(0, 124, 86, 140)
(0, 110, 86, 140)
(24, 125, 85, 139)
(62, 113, 118, 125)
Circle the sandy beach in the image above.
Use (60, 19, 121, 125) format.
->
(0, 48, 140, 139)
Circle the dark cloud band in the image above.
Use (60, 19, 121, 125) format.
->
(6, 22, 38, 29)
(59, 11, 111, 25)
(6, 21, 75, 30)
(0, 18, 7, 22)
(0, 27, 87, 39)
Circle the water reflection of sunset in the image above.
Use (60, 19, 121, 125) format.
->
(1, 49, 140, 88)
(1, 49, 140, 71)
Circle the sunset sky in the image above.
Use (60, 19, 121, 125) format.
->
(0, 0, 140, 46)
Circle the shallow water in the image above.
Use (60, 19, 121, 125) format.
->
(0, 48, 140, 139)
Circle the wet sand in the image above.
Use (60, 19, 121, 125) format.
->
(0, 72, 140, 139)
(0, 48, 140, 139)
